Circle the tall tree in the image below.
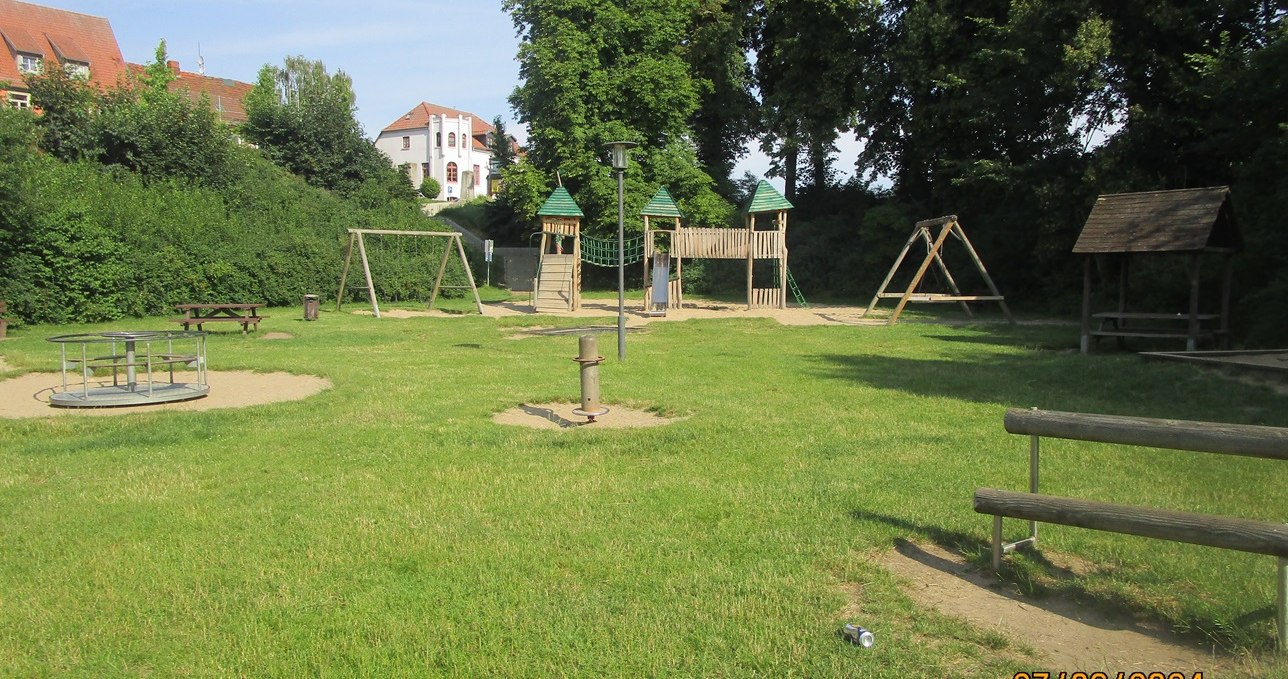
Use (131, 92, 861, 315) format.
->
(489, 115, 518, 168)
(686, 0, 759, 196)
(504, 0, 733, 233)
(243, 56, 412, 202)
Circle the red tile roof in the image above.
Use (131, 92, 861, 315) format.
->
(0, 0, 127, 91)
(383, 101, 495, 151)
(126, 61, 254, 124)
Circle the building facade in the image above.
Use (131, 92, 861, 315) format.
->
(375, 102, 503, 201)
(0, 0, 128, 109)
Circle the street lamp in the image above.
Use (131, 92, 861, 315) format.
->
(605, 140, 636, 362)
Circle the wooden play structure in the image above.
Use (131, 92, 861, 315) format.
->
(335, 228, 483, 318)
(1075, 187, 1240, 353)
(532, 187, 584, 312)
(975, 407, 1288, 650)
(865, 215, 1013, 325)
(642, 180, 795, 311)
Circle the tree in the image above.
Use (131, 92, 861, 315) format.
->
(687, 0, 759, 195)
(489, 115, 517, 168)
(504, 0, 733, 234)
(243, 56, 413, 202)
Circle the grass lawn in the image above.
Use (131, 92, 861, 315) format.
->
(1, 304, 1285, 676)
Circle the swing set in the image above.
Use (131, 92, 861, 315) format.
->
(335, 229, 483, 318)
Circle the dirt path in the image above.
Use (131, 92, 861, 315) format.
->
(877, 541, 1252, 676)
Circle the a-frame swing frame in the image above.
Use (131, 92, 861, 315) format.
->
(335, 229, 484, 318)
(865, 215, 1014, 325)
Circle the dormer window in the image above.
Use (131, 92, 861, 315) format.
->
(17, 53, 41, 74)
(63, 61, 89, 79)
(448, 132, 456, 148)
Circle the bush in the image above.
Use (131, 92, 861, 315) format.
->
(421, 177, 441, 200)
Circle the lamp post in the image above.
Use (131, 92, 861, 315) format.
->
(605, 141, 636, 362)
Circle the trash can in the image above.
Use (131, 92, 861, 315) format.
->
(303, 294, 320, 321)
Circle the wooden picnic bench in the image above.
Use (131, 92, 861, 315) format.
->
(1090, 311, 1226, 351)
(974, 407, 1288, 650)
(173, 303, 267, 334)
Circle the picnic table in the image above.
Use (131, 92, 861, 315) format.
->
(173, 303, 268, 334)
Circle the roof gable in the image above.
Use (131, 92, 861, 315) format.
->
(1073, 186, 1241, 254)
(744, 180, 794, 214)
(640, 187, 682, 218)
(0, 0, 126, 90)
(538, 187, 584, 217)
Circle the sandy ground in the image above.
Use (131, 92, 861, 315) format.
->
(493, 401, 683, 429)
(0, 370, 330, 418)
(353, 300, 895, 326)
(877, 541, 1241, 675)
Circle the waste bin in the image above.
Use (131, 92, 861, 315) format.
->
(303, 294, 320, 321)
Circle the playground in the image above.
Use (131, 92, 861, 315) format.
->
(1, 301, 1286, 677)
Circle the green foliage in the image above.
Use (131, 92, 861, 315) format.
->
(420, 176, 442, 200)
(242, 56, 414, 204)
(488, 115, 517, 167)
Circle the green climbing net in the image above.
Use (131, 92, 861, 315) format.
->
(580, 234, 646, 266)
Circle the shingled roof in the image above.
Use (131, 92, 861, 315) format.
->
(537, 187, 584, 218)
(640, 187, 682, 218)
(1073, 187, 1240, 254)
(0, 0, 127, 92)
(744, 180, 793, 214)
(382, 102, 494, 151)
(126, 61, 254, 124)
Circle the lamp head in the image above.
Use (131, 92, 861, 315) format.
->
(605, 141, 637, 171)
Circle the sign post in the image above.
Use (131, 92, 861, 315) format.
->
(484, 239, 494, 287)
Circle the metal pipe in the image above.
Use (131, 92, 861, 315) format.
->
(571, 334, 608, 423)
(616, 169, 626, 362)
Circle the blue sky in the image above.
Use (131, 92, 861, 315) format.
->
(42, 0, 806, 187)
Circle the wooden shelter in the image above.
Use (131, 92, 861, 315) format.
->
(534, 187, 584, 312)
(865, 215, 1014, 325)
(1074, 186, 1240, 353)
(641, 187, 684, 314)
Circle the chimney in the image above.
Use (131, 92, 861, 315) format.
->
(167, 60, 180, 74)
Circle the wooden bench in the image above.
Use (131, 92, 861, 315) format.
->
(172, 303, 267, 335)
(974, 407, 1288, 650)
(1090, 311, 1226, 351)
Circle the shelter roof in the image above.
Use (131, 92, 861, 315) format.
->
(640, 187, 682, 218)
(538, 187, 584, 218)
(1073, 186, 1240, 254)
(744, 180, 793, 214)
(0, 0, 127, 91)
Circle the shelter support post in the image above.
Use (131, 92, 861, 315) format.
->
(1081, 257, 1092, 354)
(1188, 254, 1202, 351)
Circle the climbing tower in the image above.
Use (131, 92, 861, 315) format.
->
(534, 187, 584, 312)
(743, 181, 793, 309)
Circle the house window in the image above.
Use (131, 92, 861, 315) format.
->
(7, 92, 31, 109)
(435, 132, 441, 147)
(17, 53, 41, 74)
(401, 136, 410, 150)
(63, 61, 89, 79)
(421, 162, 430, 180)
(448, 132, 456, 148)
(473, 165, 480, 186)
(446, 162, 458, 183)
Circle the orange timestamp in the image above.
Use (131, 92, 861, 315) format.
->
(1013, 673, 1202, 679)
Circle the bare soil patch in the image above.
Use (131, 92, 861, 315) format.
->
(493, 401, 683, 430)
(877, 541, 1245, 675)
(0, 370, 330, 418)
(260, 332, 294, 340)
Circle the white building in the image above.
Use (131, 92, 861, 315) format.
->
(375, 102, 502, 201)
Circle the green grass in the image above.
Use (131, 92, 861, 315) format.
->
(1, 307, 1285, 676)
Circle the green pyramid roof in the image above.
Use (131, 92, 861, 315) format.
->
(640, 187, 683, 218)
(744, 180, 794, 214)
(537, 187, 584, 217)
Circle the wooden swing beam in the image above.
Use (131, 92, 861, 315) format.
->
(336, 229, 484, 318)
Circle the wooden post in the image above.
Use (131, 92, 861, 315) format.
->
(889, 223, 953, 325)
(1081, 257, 1092, 354)
(778, 210, 788, 309)
(427, 237, 453, 311)
(952, 220, 1015, 324)
(1188, 254, 1202, 351)
(1278, 557, 1286, 651)
(746, 213, 755, 310)
(642, 216, 652, 309)
(866, 227, 922, 315)
(336, 232, 356, 311)
(453, 232, 485, 314)
(356, 231, 380, 319)
(1221, 253, 1234, 350)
